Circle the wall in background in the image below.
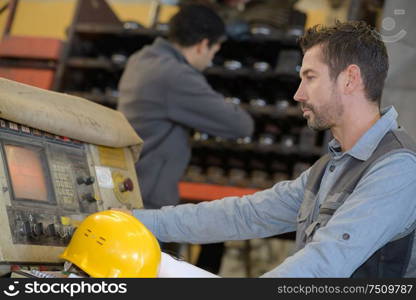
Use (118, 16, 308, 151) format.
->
(0, 0, 8, 36)
(296, 0, 350, 28)
(1, 0, 178, 40)
(1, 0, 350, 40)
(381, 0, 416, 140)
(10, 0, 75, 39)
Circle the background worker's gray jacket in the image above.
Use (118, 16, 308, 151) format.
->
(118, 38, 254, 209)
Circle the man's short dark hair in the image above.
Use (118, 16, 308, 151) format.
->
(168, 4, 226, 47)
(298, 20, 389, 104)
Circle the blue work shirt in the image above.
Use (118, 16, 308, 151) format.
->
(133, 106, 416, 277)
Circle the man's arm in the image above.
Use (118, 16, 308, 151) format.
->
(261, 152, 416, 277)
(133, 169, 309, 244)
(166, 67, 254, 138)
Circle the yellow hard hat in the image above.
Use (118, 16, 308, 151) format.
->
(60, 210, 161, 278)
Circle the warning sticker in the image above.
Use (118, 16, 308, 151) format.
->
(95, 166, 114, 189)
(97, 146, 127, 170)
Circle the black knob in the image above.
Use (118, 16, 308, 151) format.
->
(76, 176, 85, 185)
(46, 223, 57, 237)
(68, 226, 76, 239)
(60, 226, 74, 242)
(77, 176, 95, 185)
(22, 221, 32, 236)
(84, 176, 95, 185)
(82, 193, 97, 202)
(57, 226, 67, 239)
(32, 222, 43, 237)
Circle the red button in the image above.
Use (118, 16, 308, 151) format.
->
(123, 178, 133, 192)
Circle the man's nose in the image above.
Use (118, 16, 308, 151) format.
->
(294, 83, 307, 102)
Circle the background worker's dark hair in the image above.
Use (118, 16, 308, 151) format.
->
(168, 4, 226, 47)
(299, 20, 389, 105)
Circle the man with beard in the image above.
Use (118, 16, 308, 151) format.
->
(123, 21, 416, 277)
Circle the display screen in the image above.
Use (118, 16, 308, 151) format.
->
(4, 145, 49, 202)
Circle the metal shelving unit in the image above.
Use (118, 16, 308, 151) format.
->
(53, 0, 328, 200)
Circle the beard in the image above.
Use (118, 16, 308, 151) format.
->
(301, 88, 343, 131)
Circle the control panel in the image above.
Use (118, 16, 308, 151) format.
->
(0, 118, 142, 264)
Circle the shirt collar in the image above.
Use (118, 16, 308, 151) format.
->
(153, 37, 189, 65)
(328, 106, 399, 160)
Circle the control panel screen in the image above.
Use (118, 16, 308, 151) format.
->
(4, 144, 48, 202)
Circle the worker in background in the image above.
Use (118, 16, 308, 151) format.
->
(126, 21, 416, 277)
(117, 4, 254, 274)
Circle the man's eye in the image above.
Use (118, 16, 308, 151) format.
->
(306, 76, 315, 80)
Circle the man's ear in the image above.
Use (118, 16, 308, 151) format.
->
(343, 64, 363, 95)
(196, 38, 209, 54)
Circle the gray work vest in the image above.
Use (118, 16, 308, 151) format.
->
(295, 129, 416, 277)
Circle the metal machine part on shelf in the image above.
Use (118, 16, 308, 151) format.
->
(0, 78, 143, 265)
(224, 59, 243, 71)
(253, 61, 270, 72)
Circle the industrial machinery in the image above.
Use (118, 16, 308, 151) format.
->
(0, 78, 143, 266)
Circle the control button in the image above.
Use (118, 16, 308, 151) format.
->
(119, 178, 134, 193)
(57, 226, 67, 240)
(46, 224, 57, 237)
(85, 176, 95, 185)
(68, 226, 76, 239)
(59, 226, 74, 242)
(32, 222, 43, 237)
(82, 193, 97, 202)
(77, 176, 95, 185)
(21, 221, 32, 236)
